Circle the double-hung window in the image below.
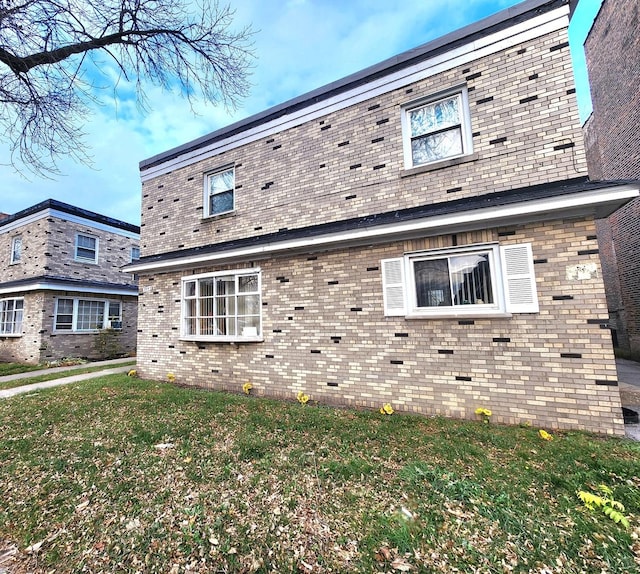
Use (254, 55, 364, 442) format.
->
(402, 88, 472, 168)
(204, 166, 235, 217)
(10, 236, 22, 264)
(0, 297, 24, 335)
(75, 233, 98, 263)
(182, 269, 262, 341)
(131, 246, 140, 261)
(54, 298, 122, 332)
(382, 243, 538, 318)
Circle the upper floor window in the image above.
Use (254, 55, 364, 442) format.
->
(75, 233, 98, 263)
(382, 243, 538, 318)
(402, 88, 472, 169)
(131, 246, 141, 261)
(181, 269, 261, 342)
(54, 298, 122, 332)
(0, 297, 24, 336)
(204, 166, 235, 218)
(10, 236, 22, 264)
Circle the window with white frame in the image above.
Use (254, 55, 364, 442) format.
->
(0, 297, 24, 335)
(131, 246, 140, 261)
(75, 233, 98, 263)
(382, 243, 538, 318)
(402, 88, 472, 169)
(10, 236, 22, 264)
(54, 298, 122, 332)
(204, 166, 235, 217)
(182, 269, 262, 341)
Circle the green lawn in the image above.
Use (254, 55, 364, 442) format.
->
(1, 375, 639, 573)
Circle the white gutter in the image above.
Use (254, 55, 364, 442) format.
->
(125, 184, 639, 274)
(0, 280, 137, 297)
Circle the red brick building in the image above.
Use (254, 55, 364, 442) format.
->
(581, 0, 640, 352)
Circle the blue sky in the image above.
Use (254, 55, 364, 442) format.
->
(0, 0, 602, 226)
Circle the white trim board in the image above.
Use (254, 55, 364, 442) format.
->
(0, 281, 137, 297)
(125, 184, 639, 274)
(140, 6, 569, 181)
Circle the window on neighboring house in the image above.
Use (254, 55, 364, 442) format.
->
(382, 243, 538, 318)
(54, 298, 122, 332)
(402, 88, 472, 168)
(10, 236, 22, 264)
(75, 234, 98, 263)
(131, 246, 140, 261)
(204, 166, 235, 217)
(0, 297, 24, 336)
(181, 269, 262, 341)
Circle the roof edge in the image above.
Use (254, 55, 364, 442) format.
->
(0, 199, 140, 234)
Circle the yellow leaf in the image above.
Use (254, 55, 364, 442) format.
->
(539, 429, 553, 441)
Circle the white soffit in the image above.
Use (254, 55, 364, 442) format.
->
(141, 6, 569, 181)
(0, 281, 136, 296)
(125, 184, 639, 274)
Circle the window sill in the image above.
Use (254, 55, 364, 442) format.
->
(180, 335, 263, 344)
(401, 153, 479, 177)
(74, 259, 98, 265)
(202, 210, 236, 222)
(405, 311, 511, 320)
(0, 333, 23, 338)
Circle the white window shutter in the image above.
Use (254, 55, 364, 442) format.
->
(381, 258, 406, 316)
(500, 243, 539, 313)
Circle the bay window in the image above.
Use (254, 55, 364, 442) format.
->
(182, 269, 262, 341)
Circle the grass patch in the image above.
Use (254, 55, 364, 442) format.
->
(0, 360, 136, 391)
(0, 362, 45, 377)
(1, 375, 640, 573)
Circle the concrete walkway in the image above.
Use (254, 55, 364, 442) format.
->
(616, 358, 640, 440)
(0, 357, 134, 399)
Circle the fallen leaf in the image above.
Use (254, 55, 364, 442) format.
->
(26, 541, 43, 554)
(391, 556, 413, 571)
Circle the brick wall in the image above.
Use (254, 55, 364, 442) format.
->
(584, 0, 640, 352)
(2, 215, 138, 285)
(136, 217, 623, 435)
(140, 27, 587, 258)
(0, 291, 138, 364)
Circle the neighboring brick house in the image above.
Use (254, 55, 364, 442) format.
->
(128, 0, 639, 435)
(579, 0, 640, 353)
(0, 199, 140, 363)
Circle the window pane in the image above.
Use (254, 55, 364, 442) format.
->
(410, 96, 460, 137)
(77, 300, 104, 330)
(238, 274, 258, 293)
(11, 237, 22, 262)
(209, 170, 234, 193)
(55, 299, 74, 330)
(185, 281, 197, 298)
(210, 190, 234, 215)
(411, 127, 463, 164)
(237, 294, 260, 315)
(414, 259, 452, 307)
(450, 254, 493, 305)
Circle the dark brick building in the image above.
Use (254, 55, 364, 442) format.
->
(581, 0, 640, 352)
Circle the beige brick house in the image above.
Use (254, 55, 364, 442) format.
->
(128, 0, 639, 435)
(0, 199, 140, 363)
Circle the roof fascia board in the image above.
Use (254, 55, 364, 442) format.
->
(0, 208, 140, 239)
(126, 184, 638, 274)
(141, 6, 569, 181)
(0, 280, 137, 297)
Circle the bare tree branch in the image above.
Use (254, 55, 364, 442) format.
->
(0, 0, 254, 175)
